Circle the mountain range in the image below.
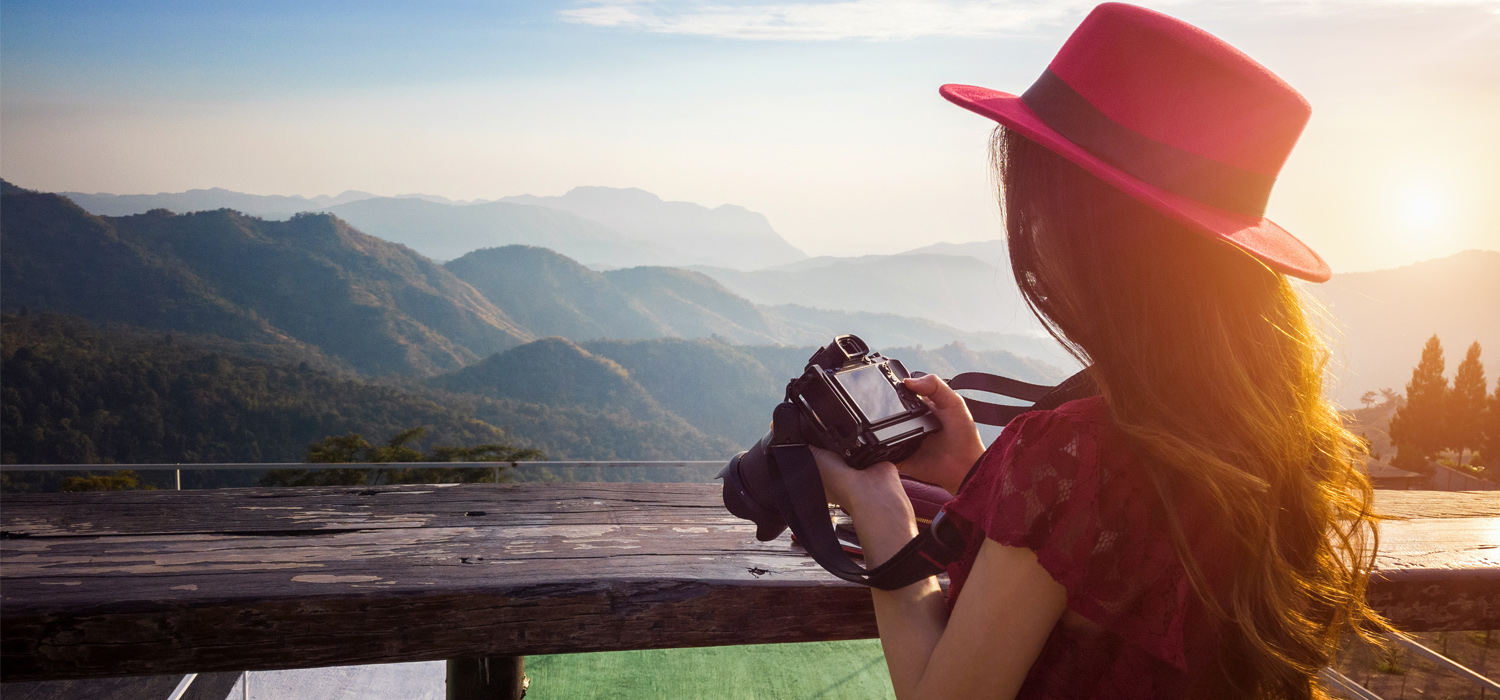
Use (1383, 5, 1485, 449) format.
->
(690, 252, 1047, 349)
(61, 185, 807, 271)
(701, 243, 1500, 405)
(3, 181, 1059, 374)
(500, 187, 806, 270)
(2, 182, 532, 375)
(15, 179, 1499, 412)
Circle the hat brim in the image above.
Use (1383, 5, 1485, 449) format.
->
(940, 84, 1330, 283)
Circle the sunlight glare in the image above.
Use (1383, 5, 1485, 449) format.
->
(1399, 190, 1446, 231)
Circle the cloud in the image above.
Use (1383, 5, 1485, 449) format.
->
(558, 1, 1092, 40)
(558, 0, 1500, 41)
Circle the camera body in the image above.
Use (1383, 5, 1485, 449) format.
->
(787, 335, 942, 469)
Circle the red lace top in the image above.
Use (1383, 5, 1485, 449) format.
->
(944, 396, 1226, 699)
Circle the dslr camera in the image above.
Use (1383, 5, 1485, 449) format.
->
(719, 335, 942, 541)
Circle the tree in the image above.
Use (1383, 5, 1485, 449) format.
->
(60, 471, 153, 492)
(1360, 391, 1378, 409)
(1449, 342, 1487, 466)
(260, 428, 544, 487)
(1380, 388, 1400, 406)
(1389, 335, 1447, 473)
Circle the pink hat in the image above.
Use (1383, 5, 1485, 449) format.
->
(942, 2, 1330, 282)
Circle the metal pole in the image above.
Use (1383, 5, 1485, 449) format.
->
(447, 656, 527, 700)
(166, 673, 198, 700)
(176, 469, 182, 491)
(1388, 632, 1500, 694)
(1318, 667, 1385, 700)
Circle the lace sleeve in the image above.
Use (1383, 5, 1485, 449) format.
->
(945, 400, 1191, 671)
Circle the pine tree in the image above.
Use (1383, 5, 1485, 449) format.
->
(1389, 335, 1448, 473)
(1449, 342, 1487, 467)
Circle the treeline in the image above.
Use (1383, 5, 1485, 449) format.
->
(0, 313, 745, 492)
(1, 311, 1063, 492)
(1388, 335, 1500, 478)
(258, 427, 543, 487)
(0, 313, 524, 487)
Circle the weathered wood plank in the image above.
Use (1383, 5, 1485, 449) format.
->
(0, 483, 725, 538)
(1373, 491, 1500, 519)
(1, 485, 1494, 682)
(6, 484, 1491, 539)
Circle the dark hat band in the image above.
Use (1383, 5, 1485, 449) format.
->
(1021, 69, 1275, 217)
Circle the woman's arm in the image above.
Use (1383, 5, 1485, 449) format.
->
(816, 456, 1068, 700)
(909, 540, 1066, 699)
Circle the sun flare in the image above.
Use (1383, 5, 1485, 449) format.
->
(1399, 191, 1445, 230)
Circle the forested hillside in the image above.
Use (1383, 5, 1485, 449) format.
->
(583, 338, 785, 446)
(0, 314, 752, 476)
(0, 313, 512, 467)
(444, 246, 726, 342)
(1, 182, 533, 375)
(0, 182, 291, 348)
(430, 337, 738, 456)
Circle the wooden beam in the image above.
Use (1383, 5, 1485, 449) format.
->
(1, 485, 1494, 682)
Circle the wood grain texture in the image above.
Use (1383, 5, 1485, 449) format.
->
(1, 485, 1495, 682)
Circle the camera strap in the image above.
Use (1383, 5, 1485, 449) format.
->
(766, 369, 1095, 590)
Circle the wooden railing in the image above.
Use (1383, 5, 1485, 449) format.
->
(1, 464, 1497, 699)
(1, 460, 726, 489)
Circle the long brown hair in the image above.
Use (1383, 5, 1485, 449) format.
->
(992, 127, 1387, 698)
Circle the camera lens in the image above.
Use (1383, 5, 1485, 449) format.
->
(717, 431, 787, 541)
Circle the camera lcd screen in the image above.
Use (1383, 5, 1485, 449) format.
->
(839, 364, 907, 423)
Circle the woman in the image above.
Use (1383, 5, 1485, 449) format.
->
(814, 4, 1387, 698)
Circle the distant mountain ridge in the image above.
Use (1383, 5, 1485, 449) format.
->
(699, 241, 1500, 405)
(60, 187, 379, 219)
(58, 184, 806, 271)
(323, 197, 680, 266)
(502, 186, 806, 270)
(691, 252, 1047, 344)
(1313, 249, 1500, 405)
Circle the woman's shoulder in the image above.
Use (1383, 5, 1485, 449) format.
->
(981, 394, 1121, 481)
(952, 394, 1129, 529)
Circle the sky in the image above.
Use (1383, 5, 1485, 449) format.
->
(2, 0, 1497, 272)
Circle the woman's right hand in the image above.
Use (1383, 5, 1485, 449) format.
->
(897, 374, 986, 495)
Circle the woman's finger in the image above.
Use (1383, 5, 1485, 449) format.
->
(903, 375, 972, 420)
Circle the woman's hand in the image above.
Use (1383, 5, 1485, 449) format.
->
(809, 447, 908, 521)
(897, 374, 986, 494)
(809, 447, 917, 568)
